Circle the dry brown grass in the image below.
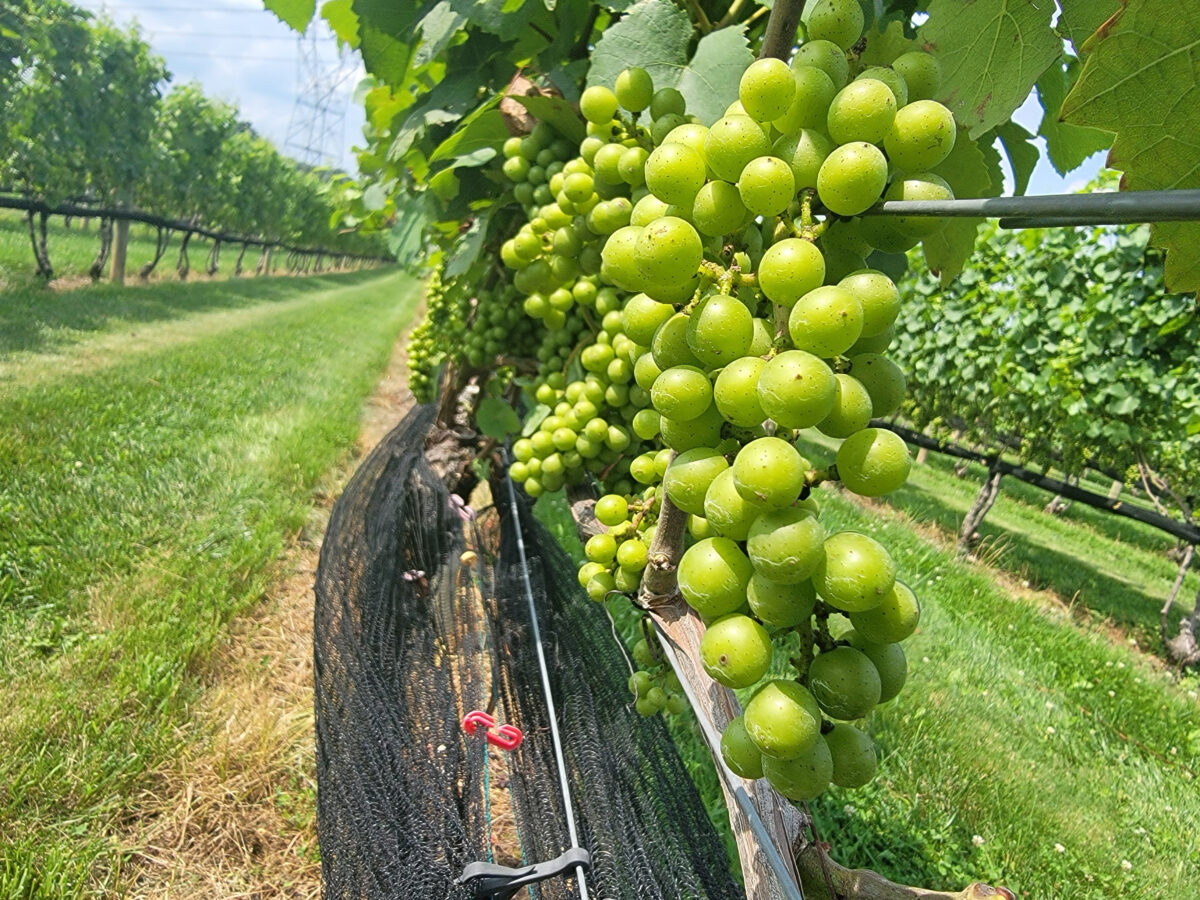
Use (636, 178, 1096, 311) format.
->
(119, 309, 420, 898)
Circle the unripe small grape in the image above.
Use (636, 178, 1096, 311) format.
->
(738, 156, 796, 217)
(891, 51, 941, 102)
(816, 142, 888, 217)
(739, 57, 797, 123)
(615, 66, 655, 112)
(792, 40, 849, 88)
(806, 0, 864, 50)
(827, 79, 897, 145)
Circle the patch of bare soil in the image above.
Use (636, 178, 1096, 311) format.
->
(121, 314, 419, 898)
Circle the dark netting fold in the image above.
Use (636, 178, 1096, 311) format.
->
(315, 405, 744, 899)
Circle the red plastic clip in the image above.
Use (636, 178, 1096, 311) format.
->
(462, 710, 523, 751)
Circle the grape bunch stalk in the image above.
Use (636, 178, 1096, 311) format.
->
(483, 0, 958, 803)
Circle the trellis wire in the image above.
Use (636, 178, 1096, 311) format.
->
(854, 188, 1200, 229)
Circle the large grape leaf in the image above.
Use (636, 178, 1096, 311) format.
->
(413, 2, 468, 68)
(449, 0, 538, 41)
(586, 0, 693, 91)
(320, 0, 360, 47)
(1062, 0, 1200, 293)
(263, 0, 315, 31)
(1036, 55, 1111, 175)
(918, 0, 1061, 139)
(922, 132, 1002, 282)
(353, 0, 427, 86)
(674, 26, 754, 126)
(1057, 0, 1120, 54)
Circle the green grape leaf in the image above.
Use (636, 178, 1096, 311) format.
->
(586, 0, 693, 92)
(674, 25, 755, 126)
(320, 0, 360, 47)
(857, 19, 913, 68)
(413, 2, 469, 68)
(599, 0, 640, 10)
(449, 0, 537, 41)
(428, 104, 506, 164)
(1062, 0, 1200, 293)
(1057, 0, 1120, 54)
(918, 0, 1061, 139)
(521, 404, 552, 436)
(995, 120, 1039, 196)
(1036, 56, 1112, 175)
(264, 0, 316, 31)
(922, 132, 1000, 282)
(353, 0, 423, 86)
(388, 194, 431, 265)
(512, 94, 586, 143)
(476, 396, 521, 439)
(362, 181, 389, 211)
(444, 213, 489, 277)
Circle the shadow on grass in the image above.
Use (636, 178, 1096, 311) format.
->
(0, 269, 386, 357)
(881, 476, 1193, 652)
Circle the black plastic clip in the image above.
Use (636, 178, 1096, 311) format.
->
(456, 847, 591, 900)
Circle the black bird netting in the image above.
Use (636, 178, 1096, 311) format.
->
(314, 404, 745, 900)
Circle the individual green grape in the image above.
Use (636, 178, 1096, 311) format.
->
(746, 574, 817, 628)
(633, 637, 657, 667)
(650, 86, 686, 119)
(762, 736, 832, 800)
(704, 115, 772, 183)
(757, 350, 837, 429)
(883, 172, 954, 236)
(586, 570, 615, 601)
(703, 467, 763, 541)
(847, 323, 895, 355)
(806, 0, 864, 50)
(746, 507, 826, 584)
(617, 539, 648, 571)
(634, 351, 664, 391)
(791, 40, 849, 88)
(891, 51, 941, 102)
(632, 408, 662, 439)
(616, 66, 655, 112)
(737, 156, 796, 217)
(773, 128, 833, 190)
(836, 427, 912, 497)
(687, 292, 754, 368)
(713, 356, 767, 427)
(743, 679, 822, 759)
(652, 313, 704, 369)
(816, 373, 873, 438)
(623, 293, 676, 346)
(849, 580, 920, 644)
(662, 122, 710, 156)
(774, 65, 837, 132)
(812, 531, 897, 612)
(651, 365, 713, 421)
(634, 216, 704, 285)
(849, 633, 907, 702)
(848, 353, 906, 417)
(825, 723, 877, 788)
(630, 452, 658, 484)
(739, 57, 797, 123)
(651, 112, 688, 145)
(807, 646, 882, 720)
(677, 536, 755, 618)
(721, 716, 765, 778)
(663, 447, 729, 516)
(619, 146, 649, 186)
(816, 142, 888, 216)
(826, 79, 897, 145)
(788, 284, 864, 358)
(595, 493, 629, 527)
(692, 181, 749, 237)
(749, 316, 773, 356)
(700, 614, 773, 688)
(758, 238, 826, 307)
(600, 224, 647, 292)
(839, 269, 900, 337)
(645, 142, 707, 206)
(732, 436, 807, 509)
(856, 65, 908, 107)
(585, 532, 617, 564)
(593, 142, 627, 184)
(884, 100, 956, 172)
(631, 193, 672, 227)
(689, 514, 715, 540)
(660, 402, 726, 452)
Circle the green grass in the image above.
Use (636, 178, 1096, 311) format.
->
(0, 209, 284, 287)
(0, 267, 419, 895)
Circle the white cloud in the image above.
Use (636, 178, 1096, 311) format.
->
(78, 0, 363, 173)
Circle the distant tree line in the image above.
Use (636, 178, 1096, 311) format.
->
(0, 0, 389, 278)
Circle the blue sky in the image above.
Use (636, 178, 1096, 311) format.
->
(78, 0, 366, 174)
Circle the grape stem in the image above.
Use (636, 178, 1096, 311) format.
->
(758, 0, 806, 61)
(681, 0, 715, 33)
(638, 479, 688, 607)
(716, 0, 750, 29)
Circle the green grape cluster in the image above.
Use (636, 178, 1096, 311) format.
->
(408, 264, 542, 402)
(627, 632, 690, 717)
(483, 10, 951, 803)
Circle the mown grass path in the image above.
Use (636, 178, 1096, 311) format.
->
(0, 269, 421, 896)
